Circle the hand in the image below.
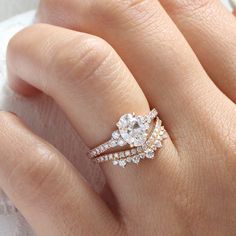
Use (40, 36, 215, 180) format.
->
(2, 1, 236, 235)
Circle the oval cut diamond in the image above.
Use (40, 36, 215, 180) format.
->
(117, 113, 149, 147)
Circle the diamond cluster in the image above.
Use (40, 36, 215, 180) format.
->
(94, 119, 167, 168)
(88, 109, 157, 159)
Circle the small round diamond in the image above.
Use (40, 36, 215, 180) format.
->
(137, 146, 143, 153)
(90, 151, 96, 157)
(139, 153, 146, 159)
(132, 156, 140, 164)
(155, 141, 162, 148)
(145, 149, 155, 159)
(159, 130, 165, 136)
(162, 132, 168, 139)
(113, 160, 119, 165)
(110, 140, 117, 147)
(119, 160, 127, 168)
(119, 152, 125, 158)
(112, 131, 120, 139)
(114, 153, 119, 158)
(142, 144, 148, 150)
(125, 150, 131, 157)
(131, 149, 137, 155)
(146, 141, 151, 146)
(149, 137, 155, 143)
(146, 116, 152, 123)
(117, 139, 126, 146)
(150, 109, 158, 119)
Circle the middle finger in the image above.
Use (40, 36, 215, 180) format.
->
(36, 0, 230, 143)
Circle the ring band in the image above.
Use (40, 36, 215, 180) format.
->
(88, 109, 167, 168)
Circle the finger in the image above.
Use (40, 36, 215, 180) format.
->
(7, 24, 178, 211)
(159, 0, 236, 103)
(35, 0, 231, 137)
(0, 111, 117, 236)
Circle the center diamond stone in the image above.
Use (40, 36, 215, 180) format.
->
(117, 113, 149, 147)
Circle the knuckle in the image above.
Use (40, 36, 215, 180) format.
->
(91, 0, 156, 25)
(77, 37, 112, 71)
(116, 0, 150, 8)
(96, 0, 152, 11)
(25, 145, 58, 185)
(52, 36, 113, 86)
(7, 143, 62, 201)
(80, 38, 113, 78)
(182, 0, 213, 10)
(163, 0, 213, 15)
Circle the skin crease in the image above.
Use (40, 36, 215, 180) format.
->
(1, 0, 236, 235)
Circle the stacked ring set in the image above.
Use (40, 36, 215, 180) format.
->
(88, 109, 167, 168)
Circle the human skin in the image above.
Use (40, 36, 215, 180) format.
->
(1, 0, 236, 235)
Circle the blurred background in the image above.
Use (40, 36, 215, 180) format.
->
(0, 0, 38, 21)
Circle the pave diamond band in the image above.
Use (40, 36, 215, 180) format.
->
(88, 109, 167, 168)
(88, 109, 158, 159)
